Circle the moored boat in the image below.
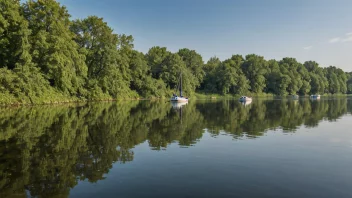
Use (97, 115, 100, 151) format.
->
(171, 95, 188, 103)
(239, 96, 252, 102)
(310, 94, 321, 99)
(171, 72, 188, 103)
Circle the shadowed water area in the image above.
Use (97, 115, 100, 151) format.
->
(1, 98, 352, 198)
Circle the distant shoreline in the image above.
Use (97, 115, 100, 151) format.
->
(1, 93, 351, 107)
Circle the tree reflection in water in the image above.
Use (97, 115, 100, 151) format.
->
(0, 98, 351, 197)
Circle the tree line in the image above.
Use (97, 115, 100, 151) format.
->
(1, 0, 352, 104)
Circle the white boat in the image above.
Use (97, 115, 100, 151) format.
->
(239, 96, 252, 102)
(170, 72, 189, 103)
(310, 94, 321, 99)
(170, 95, 188, 103)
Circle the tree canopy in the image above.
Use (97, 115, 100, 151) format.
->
(0, 0, 351, 105)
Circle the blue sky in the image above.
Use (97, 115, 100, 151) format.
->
(58, 0, 352, 71)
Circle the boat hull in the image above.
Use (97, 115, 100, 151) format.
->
(239, 96, 252, 102)
(170, 97, 188, 103)
(310, 95, 321, 100)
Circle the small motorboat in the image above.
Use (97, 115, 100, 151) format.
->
(239, 96, 252, 102)
(310, 94, 321, 99)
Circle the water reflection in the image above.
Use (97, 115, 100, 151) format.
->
(0, 98, 351, 197)
(171, 101, 188, 109)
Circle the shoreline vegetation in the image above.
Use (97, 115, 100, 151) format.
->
(1, 93, 351, 107)
(1, 0, 352, 106)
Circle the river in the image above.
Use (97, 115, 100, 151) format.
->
(0, 97, 351, 197)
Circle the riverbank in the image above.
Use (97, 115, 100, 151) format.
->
(0, 91, 168, 106)
(1, 92, 351, 106)
(193, 92, 275, 99)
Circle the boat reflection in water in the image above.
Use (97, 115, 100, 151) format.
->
(292, 95, 299, 100)
(0, 98, 351, 198)
(171, 101, 188, 109)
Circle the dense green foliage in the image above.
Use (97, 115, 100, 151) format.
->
(0, 99, 351, 197)
(345, 72, 352, 94)
(0, 0, 351, 104)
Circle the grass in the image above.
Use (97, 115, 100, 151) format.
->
(194, 92, 275, 99)
(321, 93, 352, 97)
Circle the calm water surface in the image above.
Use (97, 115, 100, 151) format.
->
(1, 98, 352, 198)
